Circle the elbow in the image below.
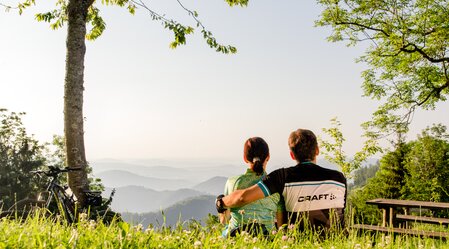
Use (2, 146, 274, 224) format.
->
(236, 196, 245, 206)
(225, 189, 250, 208)
(235, 191, 249, 206)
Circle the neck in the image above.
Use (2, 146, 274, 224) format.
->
(300, 158, 316, 164)
(248, 164, 265, 172)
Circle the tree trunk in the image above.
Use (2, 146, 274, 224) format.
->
(64, 0, 93, 207)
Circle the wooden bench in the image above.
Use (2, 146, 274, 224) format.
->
(396, 214, 449, 226)
(352, 199, 449, 239)
(352, 224, 449, 239)
(366, 198, 449, 227)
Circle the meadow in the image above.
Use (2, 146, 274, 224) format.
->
(1, 211, 448, 249)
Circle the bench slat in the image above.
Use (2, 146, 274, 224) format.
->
(396, 214, 449, 225)
(352, 224, 449, 239)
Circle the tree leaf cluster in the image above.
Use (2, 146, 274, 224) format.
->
(349, 124, 449, 223)
(0, 109, 46, 208)
(225, 0, 248, 7)
(7, 0, 237, 53)
(319, 117, 382, 177)
(317, 0, 449, 138)
(0, 110, 104, 209)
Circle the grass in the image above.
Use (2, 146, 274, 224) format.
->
(0, 211, 448, 248)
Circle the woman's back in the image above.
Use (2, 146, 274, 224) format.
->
(224, 169, 283, 233)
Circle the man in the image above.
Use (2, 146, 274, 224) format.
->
(216, 129, 347, 231)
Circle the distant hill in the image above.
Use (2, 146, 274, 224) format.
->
(91, 161, 193, 179)
(192, 176, 227, 196)
(90, 159, 242, 182)
(121, 195, 215, 228)
(104, 186, 206, 213)
(97, 170, 194, 190)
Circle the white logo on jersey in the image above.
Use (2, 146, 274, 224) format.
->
(283, 180, 345, 212)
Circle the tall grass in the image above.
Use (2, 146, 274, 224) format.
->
(0, 211, 448, 248)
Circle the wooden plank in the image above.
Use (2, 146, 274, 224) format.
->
(366, 199, 449, 209)
(396, 214, 449, 225)
(352, 224, 449, 239)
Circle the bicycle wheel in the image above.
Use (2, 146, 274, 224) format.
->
(7, 199, 46, 213)
(92, 209, 122, 224)
(53, 189, 77, 223)
(0, 199, 45, 220)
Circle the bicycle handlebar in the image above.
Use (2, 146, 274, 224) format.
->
(30, 166, 83, 176)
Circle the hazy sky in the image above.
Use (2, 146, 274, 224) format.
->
(1, 0, 448, 166)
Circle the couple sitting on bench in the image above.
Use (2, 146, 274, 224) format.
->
(216, 128, 347, 237)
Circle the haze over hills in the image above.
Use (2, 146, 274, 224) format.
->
(97, 158, 379, 218)
(103, 175, 229, 213)
(104, 186, 206, 213)
(90, 159, 243, 183)
(91, 158, 376, 182)
(121, 195, 215, 228)
(192, 176, 227, 196)
(97, 170, 194, 190)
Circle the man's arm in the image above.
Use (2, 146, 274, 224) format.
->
(222, 184, 265, 208)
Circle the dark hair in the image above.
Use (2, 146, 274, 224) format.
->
(288, 129, 318, 163)
(244, 137, 269, 175)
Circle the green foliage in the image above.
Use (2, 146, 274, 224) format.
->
(0, 109, 46, 208)
(6, 0, 237, 53)
(320, 117, 381, 177)
(348, 162, 379, 190)
(348, 143, 410, 224)
(349, 124, 449, 223)
(317, 0, 449, 137)
(0, 213, 447, 248)
(205, 213, 220, 230)
(0, 110, 105, 210)
(402, 125, 449, 202)
(46, 135, 104, 192)
(225, 0, 249, 7)
(85, 6, 106, 40)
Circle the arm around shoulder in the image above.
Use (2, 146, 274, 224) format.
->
(222, 184, 265, 208)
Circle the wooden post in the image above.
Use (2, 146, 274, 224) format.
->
(404, 208, 409, 228)
(389, 207, 394, 227)
(382, 208, 387, 227)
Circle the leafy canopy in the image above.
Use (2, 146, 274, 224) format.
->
(4, 0, 237, 54)
(349, 124, 449, 222)
(317, 0, 449, 136)
(0, 110, 104, 208)
(0, 109, 46, 208)
(319, 117, 381, 177)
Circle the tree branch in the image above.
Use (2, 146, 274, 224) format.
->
(334, 21, 390, 37)
(400, 44, 449, 63)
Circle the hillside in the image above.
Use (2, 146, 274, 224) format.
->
(97, 170, 194, 190)
(91, 159, 243, 182)
(192, 176, 227, 196)
(121, 195, 215, 227)
(104, 186, 206, 213)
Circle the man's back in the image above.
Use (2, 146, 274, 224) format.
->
(258, 162, 346, 229)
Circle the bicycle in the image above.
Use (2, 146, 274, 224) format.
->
(1, 166, 118, 223)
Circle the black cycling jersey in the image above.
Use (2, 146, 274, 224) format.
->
(257, 162, 346, 229)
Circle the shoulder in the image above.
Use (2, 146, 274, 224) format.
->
(225, 174, 243, 187)
(315, 165, 346, 183)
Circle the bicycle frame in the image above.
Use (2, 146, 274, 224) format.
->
(39, 171, 77, 223)
(3, 166, 117, 223)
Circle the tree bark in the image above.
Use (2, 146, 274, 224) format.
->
(64, 0, 93, 206)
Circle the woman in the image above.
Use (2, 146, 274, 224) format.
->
(219, 137, 284, 237)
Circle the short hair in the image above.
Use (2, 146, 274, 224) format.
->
(288, 129, 318, 163)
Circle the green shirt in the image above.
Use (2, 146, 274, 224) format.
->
(224, 168, 284, 234)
